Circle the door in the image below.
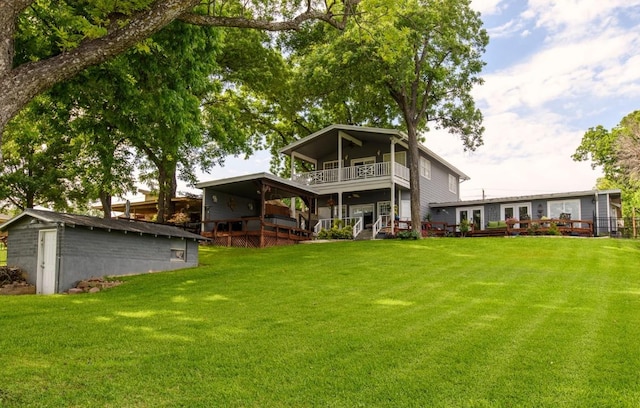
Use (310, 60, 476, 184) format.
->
(37, 229, 57, 294)
(350, 204, 374, 228)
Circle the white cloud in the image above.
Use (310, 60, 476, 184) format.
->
(471, 0, 506, 16)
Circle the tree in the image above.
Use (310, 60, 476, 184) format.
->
(573, 110, 640, 217)
(0, 0, 359, 145)
(281, 0, 488, 235)
(0, 96, 76, 211)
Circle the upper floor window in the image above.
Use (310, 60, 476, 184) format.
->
(382, 151, 407, 166)
(420, 157, 431, 179)
(448, 174, 457, 194)
(323, 160, 341, 170)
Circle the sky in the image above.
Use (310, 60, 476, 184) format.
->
(190, 0, 640, 201)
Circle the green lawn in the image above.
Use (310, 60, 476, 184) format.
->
(1, 238, 639, 407)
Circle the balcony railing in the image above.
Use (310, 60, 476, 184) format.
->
(292, 162, 410, 186)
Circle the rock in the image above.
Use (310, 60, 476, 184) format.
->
(88, 287, 101, 293)
(68, 288, 84, 295)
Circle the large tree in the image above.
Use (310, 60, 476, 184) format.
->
(280, 0, 488, 234)
(0, 0, 359, 144)
(573, 110, 640, 216)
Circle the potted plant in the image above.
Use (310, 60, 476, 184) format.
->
(459, 218, 470, 237)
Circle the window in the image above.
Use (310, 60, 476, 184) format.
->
(548, 199, 580, 219)
(171, 240, 187, 262)
(323, 160, 341, 170)
(377, 201, 392, 217)
(420, 157, 431, 179)
(382, 151, 407, 166)
(448, 174, 457, 194)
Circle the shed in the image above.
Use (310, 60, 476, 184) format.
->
(0, 209, 205, 294)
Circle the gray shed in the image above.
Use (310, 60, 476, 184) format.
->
(0, 209, 205, 294)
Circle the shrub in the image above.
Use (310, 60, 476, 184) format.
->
(547, 222, 561, 236)
(397, 230, 421, 240)
(317, 225, 353, 240)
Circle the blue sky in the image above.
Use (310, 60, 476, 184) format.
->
(190, 0, 640, 200)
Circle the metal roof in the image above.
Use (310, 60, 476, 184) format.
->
(0, 209, 205, 240)
(195, 172, 318, 199)
(431, 189, 622, 207)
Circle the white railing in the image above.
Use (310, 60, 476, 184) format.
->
(372, 215, 392, 239)
(314, 217, 363, 239)
(352, 217, 363, 238)
(293, 162, 409, 186)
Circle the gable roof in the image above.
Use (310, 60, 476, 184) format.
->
(278, 124, 470, 181)
(0, 209, 205, 240)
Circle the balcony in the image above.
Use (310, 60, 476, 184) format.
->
(292, 162, 410, 186)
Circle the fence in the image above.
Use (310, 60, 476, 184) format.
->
(593, 217, 639, 238)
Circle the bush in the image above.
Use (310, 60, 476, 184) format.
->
(317, 225, 353, 240)
(397, 230, 421, 240)
(547, 222, 561, 236)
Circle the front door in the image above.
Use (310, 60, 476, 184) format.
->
(37, 229, 57, 294)
(350, 204, 374, 228)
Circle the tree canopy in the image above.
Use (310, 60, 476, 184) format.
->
(573, 110, 640, 214)
(0, 0, 359, 143)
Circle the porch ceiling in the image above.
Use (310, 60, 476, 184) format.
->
(278, 124, 405, 160)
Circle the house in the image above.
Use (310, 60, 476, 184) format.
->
(197, 124, 469, 244)
(429, 189, 622, 237)
(0, 209, 205, 294)
(197, 124, 624, 244)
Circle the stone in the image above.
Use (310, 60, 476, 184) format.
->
(88, 287, 101, 293)
(68, 288, 84, 295)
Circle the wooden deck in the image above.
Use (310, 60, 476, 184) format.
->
(201, 217, 313, 248)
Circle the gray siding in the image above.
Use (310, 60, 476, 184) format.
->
(6, 224, 41, 287)
(202, 188, 259, 231)
(419, 155, 459, 218)
(57, 227, 199, 291)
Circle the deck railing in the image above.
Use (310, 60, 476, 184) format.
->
(292, 162, 409, 186)
(372, 215, 392, 239)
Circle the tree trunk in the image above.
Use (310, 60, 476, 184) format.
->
(406, 121, 422, 237)
(100, 192, 112, 219)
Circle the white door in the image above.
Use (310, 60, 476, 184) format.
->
(400, 200, 411, 221)
(37, 229, 57, 294)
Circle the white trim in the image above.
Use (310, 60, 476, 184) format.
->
(448, 174, 457, 194)
(350, 156, 376, 167)
(500, 202, 532, 221)
(323, 160, 341, 170)
(547, 199, 581, 219)
(420, 157, 431, 180)
(456, 207, 484, 230)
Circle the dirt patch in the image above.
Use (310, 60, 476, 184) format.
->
(0, 266, 35, 295)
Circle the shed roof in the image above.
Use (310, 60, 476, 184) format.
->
(195, 172, 318, 199)
(0, 209, 205, 240)
(431, 189, 622, 208)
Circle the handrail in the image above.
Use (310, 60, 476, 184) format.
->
(352, 217, 363, 238)
(372, 215, 392, 239)
(292, 162, 409, 186)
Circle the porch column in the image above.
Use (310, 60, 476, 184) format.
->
(390, 138, 396, 179)
(338, 135, 343, 182)
(338, 192, 343, 219)
(290, 154, 296, 216)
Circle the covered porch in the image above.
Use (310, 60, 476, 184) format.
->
(196, 173, 318, 248)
